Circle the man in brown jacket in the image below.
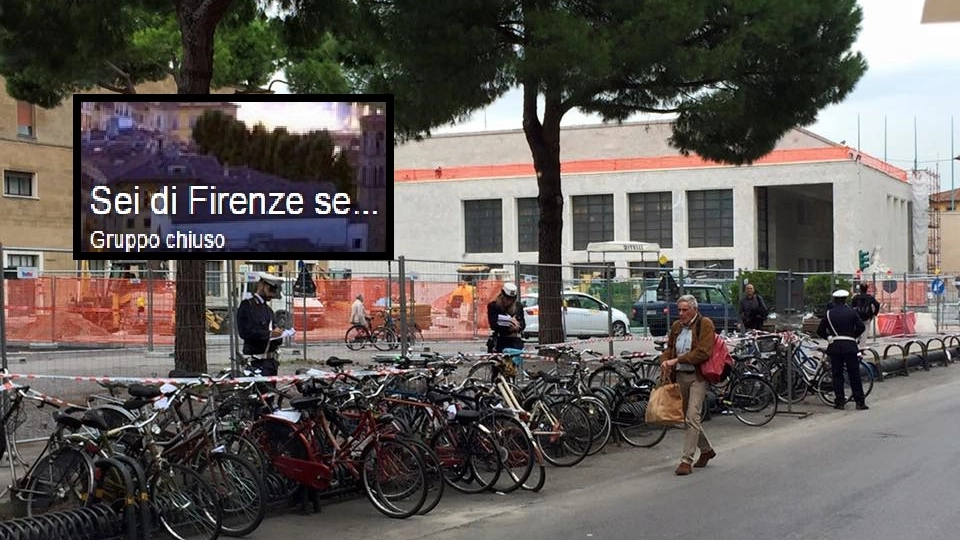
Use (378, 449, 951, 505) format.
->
(660, 294, 717, 475)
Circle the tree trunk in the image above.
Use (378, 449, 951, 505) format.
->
(170, 0, 231, 371)
(174, 260, 207, 373)
(522, 83, 565, 345)
(174, 0, 231, 94)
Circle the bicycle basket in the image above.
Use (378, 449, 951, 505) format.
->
(756, 336, 781, 353)
(387, 374, 428, 396)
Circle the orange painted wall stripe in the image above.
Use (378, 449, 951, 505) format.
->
(395, 146, 908, 183)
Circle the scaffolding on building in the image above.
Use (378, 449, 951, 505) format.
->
(926, 168, 942, 273)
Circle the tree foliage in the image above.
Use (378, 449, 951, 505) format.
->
(192, 110, 356, 198)
(344, 0, 867, 343)
(0, 0, 282, 103)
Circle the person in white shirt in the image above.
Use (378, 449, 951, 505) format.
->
(350, 294, 370, 329)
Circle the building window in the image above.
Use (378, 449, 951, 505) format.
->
(572, 194, 614, 250)
(629, 260, 672, 279)
(686, 259, 735, 280)
(688, 189, 733, 247)
(464, 199, 502, 253)
(3, 170, 35, 197)
(353, 238, 363, 249)
(17, 101, 35, 138)
(205, 261, 223, 297)
(516, 264, 539, 283)
(628, 192, 673, 248)
(6, 253, 38, 269)
(517, 197, 539, 252)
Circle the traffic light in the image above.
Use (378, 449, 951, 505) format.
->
(858, 249, 870, 271)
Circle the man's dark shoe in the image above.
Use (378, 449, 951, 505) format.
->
(833, 403, 845, 410)
(855, 403, 869, 410)
(675, 462, 692, 476)
(693, 448, 716, 468)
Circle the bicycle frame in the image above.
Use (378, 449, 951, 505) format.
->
(253, 400, 387, 492)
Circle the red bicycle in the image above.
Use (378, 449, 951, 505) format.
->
(246, 377, 429, 518)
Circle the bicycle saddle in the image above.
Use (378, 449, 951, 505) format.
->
(128, 384, 162, 399)
(289, 395, 325, 411)
(326, 357, 354, 368)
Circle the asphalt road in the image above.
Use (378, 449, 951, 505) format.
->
(240, 361, 960, 540)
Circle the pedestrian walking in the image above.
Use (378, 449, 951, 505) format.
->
(850, 283, 880, 344)
(816, 289, 868, 410)
(659, 294, 717, 475)
(738, 283, 769, 331)
(487, 282, 525, 352)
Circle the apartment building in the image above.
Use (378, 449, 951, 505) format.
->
(0, 89, 75, 272)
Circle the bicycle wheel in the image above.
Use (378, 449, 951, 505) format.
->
(770, 359, 809, 404)
(22, 447, 95, 517)
(612, 387, 668, 448)
(150, 462, 223, 540)
(465, 361, 498, 385)
(198, 452, 266, 537)
(430, 423, 502, 494)
(345, 325, 370, 350)
(372, 326, 398, 351)
(531, 400, 592, 467)
(587, 366, 629, 391)
(481, 413, 535, 494)
(361, 438, 428, 519)
(213, 430, 269, 480)
(725, 375, 778, 427)
(399, 437, 444, 515)
(816, 363, 875, 406)
(575, 396, 612, 456)
(860, 360, 875, 399)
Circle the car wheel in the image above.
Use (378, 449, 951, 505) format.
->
(612, 321, 627, 337)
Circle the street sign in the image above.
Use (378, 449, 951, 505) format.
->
(931, 277, 945, 296)
(658, 254, 668, 266)
(882, 279, 897, 294)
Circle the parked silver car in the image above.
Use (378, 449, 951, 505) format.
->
(520, 291, 631, 338)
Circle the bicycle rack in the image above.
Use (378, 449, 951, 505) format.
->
(924, 338, 952, 368)
(0, 503, 122, 540)
(0, 456, 149, 540)
(881, 343, 910, 377)
(902, 340, 929, 371)
(860, 347, 883, 382)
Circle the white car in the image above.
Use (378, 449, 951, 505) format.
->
(520, 291, 631, 338)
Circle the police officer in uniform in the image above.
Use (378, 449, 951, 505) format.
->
(237, 272, 285, 376)
(816, 289, 868, 410)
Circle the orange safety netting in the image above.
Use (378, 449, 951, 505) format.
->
(3, 276, 531, 345)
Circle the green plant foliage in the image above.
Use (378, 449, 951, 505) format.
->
(728, 271, 777, 308)
(803, 274, 852, 316)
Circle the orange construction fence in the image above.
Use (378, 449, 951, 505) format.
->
(3, 275, 532, 345)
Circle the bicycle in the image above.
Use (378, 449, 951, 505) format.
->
(345, 317, 395, 351)
(378, 311, 424, 348)
(706, 355, 779, 426)
(247, 377, 430, 518)
(767, 333, 875, 406)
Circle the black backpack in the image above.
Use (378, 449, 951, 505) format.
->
(852, 295, 873, 321)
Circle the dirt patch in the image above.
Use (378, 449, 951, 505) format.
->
(13, 312, 113, 341)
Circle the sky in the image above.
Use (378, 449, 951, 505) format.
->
(241, 0, 960, 187)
